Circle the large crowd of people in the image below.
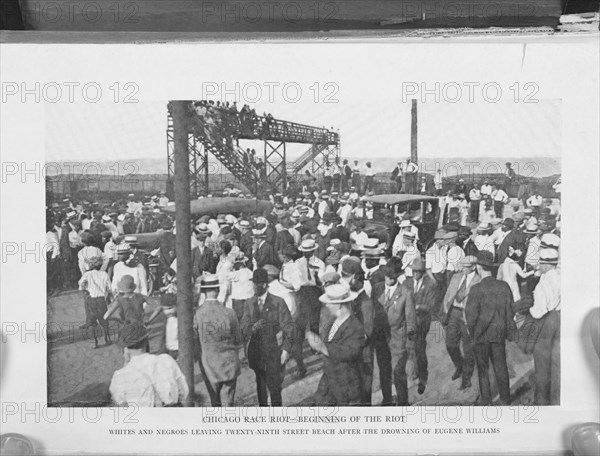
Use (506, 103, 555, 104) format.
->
(47, 168, 561, 408)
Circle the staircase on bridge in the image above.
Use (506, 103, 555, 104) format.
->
(167, 103, 340, 197)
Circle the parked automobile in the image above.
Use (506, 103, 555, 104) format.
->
(361, 194, 441, 251)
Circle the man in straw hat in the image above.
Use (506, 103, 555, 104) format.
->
(442, 255, 480, 390)
(109, 322, 188, 407)
(307, 282, 365, 406)
(191, 223, 219, 280)
(241, 268, 295, 406)
(528, 248, 561, 405)
(404, 256, 437, 395)
(296, 239, 325, 334)
(193, 274, 241, 407)
(227, 252, 254, 323)
(465, 251, 516, 405)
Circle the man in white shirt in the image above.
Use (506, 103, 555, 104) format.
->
(491, 184, 509, 219)
(317, 195, 329, 219)
(403, 158, 418, 194)
(480, 180, 492, 197)
(350, 220, 369, 248)
(392, 220, 419, 257)
(527, 190, 544, 218)
(77, 232, 104, 276)
(158, 191, 170, 207)
(126, 194, 143, 215)
(337, 198, 353, 227)
(110, 323, 189, 407)
(529, 249, 561, 405)
(474, 222, 495, 255)
(469, 185, 482, 223)
(434, 169, 443, 196)
(443, 232, 465, 281)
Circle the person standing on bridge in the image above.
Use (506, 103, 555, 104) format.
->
(332, 156, 342, 194)
(342, 159, 352, 192)
(364, 161, 375, 194)
(323, 159, 334, 193)
(465, 251, 516, 405)
(351, 160, 361, 193)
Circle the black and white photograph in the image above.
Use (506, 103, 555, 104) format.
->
(1, 30, 598, 456)
(44, 96, 563, 409)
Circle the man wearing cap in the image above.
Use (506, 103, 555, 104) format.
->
(404, 256, 437, 394)
(528, 249, 561, 405)
(194, 274, 241, 407)
(241, 268, 295, 406)
(442, 255, 480, 389)
(465, 251, 516, 405)
(110, 322, 188, 407)
(237, 220, 254, 269)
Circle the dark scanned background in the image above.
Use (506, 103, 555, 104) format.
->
(2, 0, 598, 32)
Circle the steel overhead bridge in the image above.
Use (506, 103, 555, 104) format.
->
(167, 102, 340, 197)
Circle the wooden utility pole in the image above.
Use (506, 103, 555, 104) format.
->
(411, 99, 418, 165)
(408, 99, 418, 194)
(170, 101, 195, 406)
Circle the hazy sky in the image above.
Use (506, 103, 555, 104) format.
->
(46, 98, 562, 169)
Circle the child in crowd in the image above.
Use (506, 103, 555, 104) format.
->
(104, 274, 150, 363)
(78, 256, 113, 348)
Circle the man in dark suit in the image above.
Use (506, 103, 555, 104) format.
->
(442, 255, 481, 390)
(404, 256, 437, 395)
(380, 260, 416, 406)
(465, 251, 516, 405)
(191, 224, 218, 279)
(391, 161, 403, 193)
(307, 282, 366, 406)
(241, 268, 295, 406)
(156, 219, 176, 277)
(238, 220, 254, 269)
(253, 231, 281, 269)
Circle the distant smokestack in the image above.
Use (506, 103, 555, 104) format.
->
(411, 99, 418, 165)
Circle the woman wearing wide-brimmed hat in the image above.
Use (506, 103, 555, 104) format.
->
(307, 282, 366, 406)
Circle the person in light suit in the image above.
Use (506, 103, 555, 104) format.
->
(193, 275, 241, 407)
(379, 260, 416, 406)
(465, 251, 516, 405)
(442, 255, 481, 390)
(403, 256, 438, 395)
